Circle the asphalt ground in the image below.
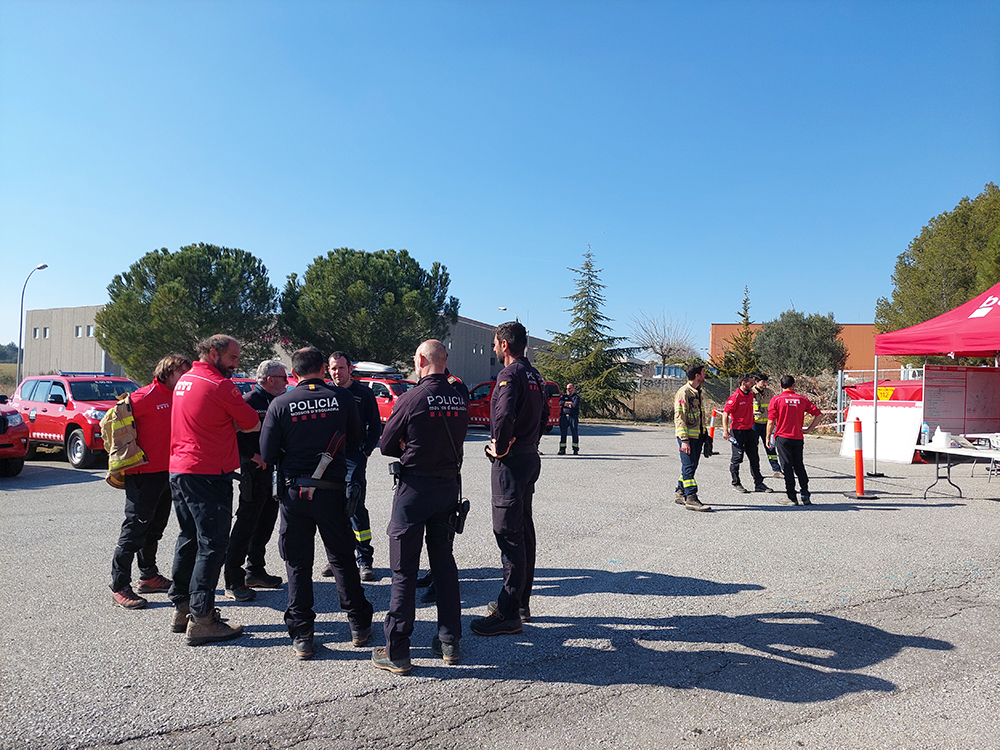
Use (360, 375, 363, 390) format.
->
(1, 425, 998, 750)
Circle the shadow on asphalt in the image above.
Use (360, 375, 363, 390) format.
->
(201, 566, 952, 702)
(3, 461, 105, 488)
(709, 499, 965, 512)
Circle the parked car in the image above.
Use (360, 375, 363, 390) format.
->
(10, 372, 140, 468)
(355, 375, 416, 423)
(467, 379, 561, 433)
(0, 394, 29, 477)
(232, 376, 257, 395)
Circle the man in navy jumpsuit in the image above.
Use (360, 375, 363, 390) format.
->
(557, 382, 580, 455)
(372, 340, 468, 674)
(472, 321, 548, 636)
(260, 347, 373, 660)
(322, 351, 382, 582)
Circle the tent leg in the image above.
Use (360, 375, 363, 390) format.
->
(867, 354, 885, 478)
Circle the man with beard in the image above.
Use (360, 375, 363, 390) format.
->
(471, 321, 548, 636)
(320, 352, 382, 583)
(168, 335, 261, 645)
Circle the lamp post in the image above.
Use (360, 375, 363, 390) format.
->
(17, 263, 48, 385)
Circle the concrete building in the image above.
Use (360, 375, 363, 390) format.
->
(437, 314, 553, 387)
(23, 306, 125, 378)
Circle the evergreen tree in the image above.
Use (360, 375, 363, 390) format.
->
(277, 247, 458, 370)
(712, 286, 762, 377)
(754, 309, 847, 376)
(96, 244, 278, 382)
(876, 183, 1000, 333)
(535, 248, 639, 417)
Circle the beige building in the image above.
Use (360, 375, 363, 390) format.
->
(23, 306, 125, 377)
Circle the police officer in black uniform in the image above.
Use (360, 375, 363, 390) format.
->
(321, 351, 382, 582)
(372, 340, 469, 674)
(260, 347, 373, 660)
(224, 359, 288, 601)
(472, 321, 548, 636)
(557, 382, 581, 455)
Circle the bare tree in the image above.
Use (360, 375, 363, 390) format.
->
(630, 312, 697, 420)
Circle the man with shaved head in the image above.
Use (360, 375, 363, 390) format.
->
(372, 339, 469, 674)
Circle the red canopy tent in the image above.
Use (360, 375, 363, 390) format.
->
(874, 282, 1000, 357)
(863, 282, 1000, 472)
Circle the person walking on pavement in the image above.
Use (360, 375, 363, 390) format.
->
(471, 321, 548, 636)
(223, 359, 288, 603)
(371, 340, 469, 674)
(674, 363, 712, 512)
(109, 354, 192, 610)
(722, 373, 772, 494)
(752, 373, 782, 476)
(168, 335, 261, 645)
(557, 383, 580, 455)
(320, 352, 382, 583)
(766, 375, 823, 506)
(260, 347, 373, 660)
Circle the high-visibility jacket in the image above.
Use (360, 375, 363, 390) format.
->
(674, 382, 704, 440)
(752, 385, 774, 425)
(99, 393, 148, 479)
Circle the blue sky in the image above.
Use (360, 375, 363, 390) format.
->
(2, 0, 998, 359)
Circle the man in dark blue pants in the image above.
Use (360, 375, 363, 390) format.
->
(322, 352, 382, 582)
(260, 347, 372, 661)
(472, 321, 548, 636)
(372, 340, 469, 674)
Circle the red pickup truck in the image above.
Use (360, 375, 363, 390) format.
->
(0, 395, 29, 477)
(467, 379, 561, 433)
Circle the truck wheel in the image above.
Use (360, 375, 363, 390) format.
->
(0, 457, 25, 477)
(66, 429, 96, 469)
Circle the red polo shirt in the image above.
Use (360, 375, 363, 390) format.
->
(169, 361, 260, 475)
(127, 380, 174, 474)
(768, 390, 822, 439)
(723, 387, 756, 430)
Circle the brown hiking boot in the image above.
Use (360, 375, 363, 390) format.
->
(675, 489, 685, 505)
(171, 603, 190, 633)
(683, 493, 712, 512)
(186, 608, 244, 646)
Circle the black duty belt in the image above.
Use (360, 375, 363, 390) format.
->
(399, 467, 459, 479)
(288, 477, 343, 490)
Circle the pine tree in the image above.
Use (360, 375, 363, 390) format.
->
(535, 248, 639, 417)
(712, 286, 762, 377)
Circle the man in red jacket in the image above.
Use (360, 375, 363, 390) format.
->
(766, 375, 823, 506)
(168, 335, 261, 645)
(109, 353, 192, 610)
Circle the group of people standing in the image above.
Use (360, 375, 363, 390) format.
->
(107, 322, 548, 673)
(674, 366, 823, 512)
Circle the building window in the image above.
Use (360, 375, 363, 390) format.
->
(75, 326, 83, 337)
(43, 327, 50, 339)
(33, 328, 39, 339)
(87, 325, 95, 337)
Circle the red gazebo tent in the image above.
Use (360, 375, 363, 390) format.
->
(875, 282, 1000, 358)
(865, 282, 1000, 471)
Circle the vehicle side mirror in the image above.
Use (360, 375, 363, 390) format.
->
(48, 394, 65, 405)
(0, 394, 7, 404)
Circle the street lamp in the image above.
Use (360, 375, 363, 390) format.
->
(17, 263, 48, 385)
(497, 306, 519, 322)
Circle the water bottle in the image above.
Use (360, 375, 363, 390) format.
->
(920, 422, 929, 446)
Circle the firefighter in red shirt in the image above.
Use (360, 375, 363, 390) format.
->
(168, 335, 261, 645)
(109, 354, 192, 610)
(721, 373, 772, 494)
(766, 375, 823, 506)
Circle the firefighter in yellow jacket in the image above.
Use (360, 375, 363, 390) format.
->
(752, 373, 782, 475)
(673, 363, 711, 512)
